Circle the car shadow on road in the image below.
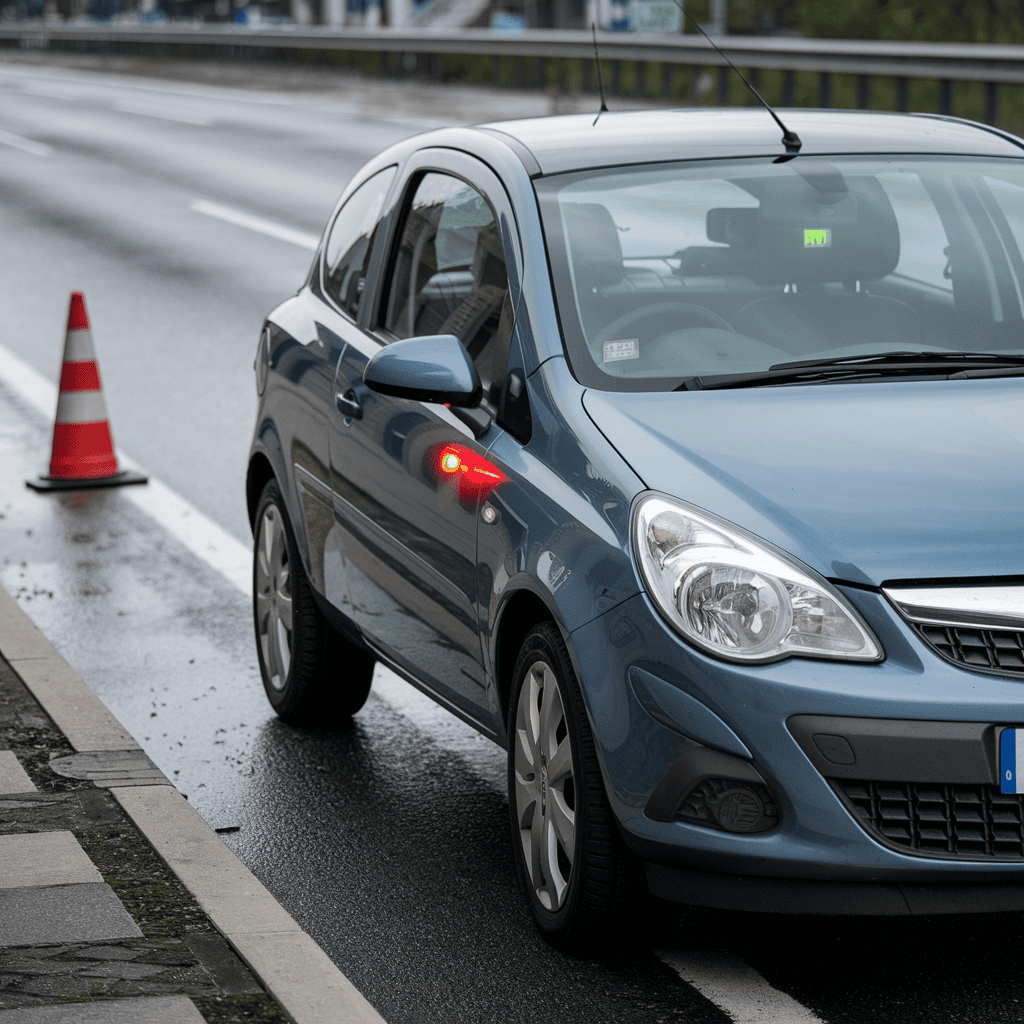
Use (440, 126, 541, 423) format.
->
(231, 697, 732, 1024)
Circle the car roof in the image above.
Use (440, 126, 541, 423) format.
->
(475, 108, 1024, 176)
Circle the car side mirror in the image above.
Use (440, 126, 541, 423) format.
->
(363, 334, 482, 408)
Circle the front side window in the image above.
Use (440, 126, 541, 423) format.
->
(322, 165, 396, 320)
(385, 172, 512, 407)
(537, 155, 1024, 391)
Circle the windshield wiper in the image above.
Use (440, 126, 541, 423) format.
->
(769, 350, 1024, 371)
(674, 350, 1024, 391)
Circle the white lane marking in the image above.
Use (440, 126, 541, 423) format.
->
(0, 329, 828, 1024)
(0, 343, 251, 596)
(4, 66, 303, 108)
(0, 341, 494, 735)
(119, 461, 253, 595)
(0, 338, 823, 1024)
(113, 100, 212, 127)
(0, 342, 57, 416)
(656, 946, 824, 1024)
(0, 127, 51, 157)
(18, 81, 82, 100)
(190, 199, 320, 252)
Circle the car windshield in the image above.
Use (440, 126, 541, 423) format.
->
(536, 155, 1024, 390)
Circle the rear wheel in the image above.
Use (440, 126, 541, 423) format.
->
(253, 480, 373, 724)
(508, 622, 631, 949)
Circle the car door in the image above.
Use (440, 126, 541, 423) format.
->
(329, 152, 518, 727)
(307, 163, 397, 616)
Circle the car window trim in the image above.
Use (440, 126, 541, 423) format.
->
(364, 152, 524, 339)
(375, 167, 503, 339)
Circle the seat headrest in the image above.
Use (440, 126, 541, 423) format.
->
(750, 176, 901, 285)
(706, 207, 758, 248)
(562, 202, 624, 290)
(472, 222, 507, 290)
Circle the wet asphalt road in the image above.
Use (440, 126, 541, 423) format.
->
(2, 56, 1024, 1024)
(0, 370, 725, 1024)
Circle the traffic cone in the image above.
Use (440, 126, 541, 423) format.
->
(26, 292, 147, 492)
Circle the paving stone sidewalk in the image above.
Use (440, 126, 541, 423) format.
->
(0, 651, 290, 1024)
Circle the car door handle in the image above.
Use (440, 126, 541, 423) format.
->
(335, 389, 363, 420)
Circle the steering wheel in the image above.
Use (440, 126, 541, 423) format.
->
(593, 302, 736, 348)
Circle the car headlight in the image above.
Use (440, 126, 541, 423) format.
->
(632, 493, 882, 664)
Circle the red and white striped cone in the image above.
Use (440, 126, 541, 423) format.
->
(26, 292, 147, 492)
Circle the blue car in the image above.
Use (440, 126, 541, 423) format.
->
(247, 107, 1024, 948)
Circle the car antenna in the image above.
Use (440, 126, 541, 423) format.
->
(591, 23, 609, 126)
(672, 2, 801, 153)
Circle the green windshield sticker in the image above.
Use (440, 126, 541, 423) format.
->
(804, 228, 832, 248)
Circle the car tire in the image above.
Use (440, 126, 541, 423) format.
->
(253, 479, 373, 725)
(507, 621, 631, 950)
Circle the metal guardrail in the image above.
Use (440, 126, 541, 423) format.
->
(3, 23, 1024, 123)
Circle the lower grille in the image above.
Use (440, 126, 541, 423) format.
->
(913, 623, 1024, 676)
(837, 779, 1024, 860)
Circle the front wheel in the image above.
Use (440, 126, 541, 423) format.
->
(253, 480, 373, 725)
(508, 622, 631, 950)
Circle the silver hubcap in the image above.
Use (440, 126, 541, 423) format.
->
(255, 505, 293, 691)
(513, 659, 576, 911)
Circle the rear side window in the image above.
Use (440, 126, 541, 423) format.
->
(323, 165, 396, 320)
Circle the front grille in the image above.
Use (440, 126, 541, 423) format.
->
(912, 623, 1024, 676)
(837, 779, 1024, 860)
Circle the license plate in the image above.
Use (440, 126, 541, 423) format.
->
(1000, 728, 1024, 794)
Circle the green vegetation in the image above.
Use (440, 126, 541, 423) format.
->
(24, 0, 1024, 137)
(193, 995, 291, 1024)
(684, 0, 1024, 43)
(790, 0, 1024, 44)
(74, 825, 209, 940)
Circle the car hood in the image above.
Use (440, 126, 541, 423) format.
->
(582, 379, 1023, 586)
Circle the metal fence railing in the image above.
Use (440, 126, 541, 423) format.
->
(3, 24, 1024, 126)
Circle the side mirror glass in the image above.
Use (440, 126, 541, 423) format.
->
(363, 334, 482, 408)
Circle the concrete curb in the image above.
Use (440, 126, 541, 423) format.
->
(0, 583, 386, 1024)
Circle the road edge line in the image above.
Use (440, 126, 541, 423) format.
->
(0, 584, 140, 752)
(0, 341, 252, 596)
(0, 581, 387, 1024)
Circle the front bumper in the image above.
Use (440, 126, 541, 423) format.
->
(568, 585, 1024, 911)
(643, 863, 1024, 915)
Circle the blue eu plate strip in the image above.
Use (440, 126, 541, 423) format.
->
(1000, 729, 1024, 794)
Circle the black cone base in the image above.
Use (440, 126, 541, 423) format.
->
(26, 469, 148, 493)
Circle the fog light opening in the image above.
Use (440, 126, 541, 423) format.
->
(676, 778, 779, 834)
(714, 787, 767, 832)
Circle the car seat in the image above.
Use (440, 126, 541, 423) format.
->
(728, 176, 924, 356)
(439, 221, 507, 356)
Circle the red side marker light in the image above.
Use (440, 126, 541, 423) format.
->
(434, 444, 507, 501)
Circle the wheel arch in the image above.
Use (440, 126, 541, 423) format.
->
(246, 451, 275, 532)
(492, 585, 567, 731)
(248, 424, 322, 604)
